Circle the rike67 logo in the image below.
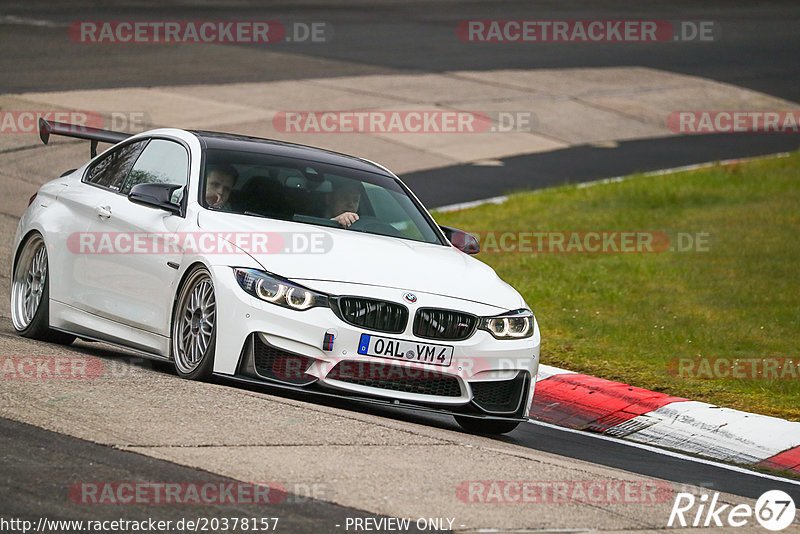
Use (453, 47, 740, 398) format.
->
(668, 490, 796, 531)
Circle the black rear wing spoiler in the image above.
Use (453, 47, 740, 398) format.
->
(39, 118, 132, 157)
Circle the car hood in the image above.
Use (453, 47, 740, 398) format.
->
(197, 211, 525, 310)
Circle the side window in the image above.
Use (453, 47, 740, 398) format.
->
(119, 139, 189, 202)
(84, 140, 148, 191)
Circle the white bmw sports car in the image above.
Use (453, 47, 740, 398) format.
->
(11, 119, 540, 434)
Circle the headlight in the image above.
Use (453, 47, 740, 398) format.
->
(478, 309, 534, 339)
(234, 268, 329, 311)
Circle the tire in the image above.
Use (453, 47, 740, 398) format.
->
(11, 233, 75, 345)
(171, 266, 217, 380)
(455, 415, 521, 435)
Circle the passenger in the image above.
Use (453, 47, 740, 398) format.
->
(326, 181, 361, 227)
(204, 164, 238, 210)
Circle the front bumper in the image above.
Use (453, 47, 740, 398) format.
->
(210, 265, 540, 419)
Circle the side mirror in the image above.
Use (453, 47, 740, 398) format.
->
(440, 226, 480, 254)
(128, 183, 182, 214)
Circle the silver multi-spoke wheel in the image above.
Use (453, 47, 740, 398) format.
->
(11, 235, 48, 332)
(173, 268, 216, 377)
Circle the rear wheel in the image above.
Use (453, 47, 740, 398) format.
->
(172, 266, 217, 380)
(11, 233, 75, 345)
(455, 415, 521, 435)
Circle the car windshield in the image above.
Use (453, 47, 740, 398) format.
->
(201, 149, 444, 245)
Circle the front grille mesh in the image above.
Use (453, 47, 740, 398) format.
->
(253, 335, 316, 385)
(470, 373, 528, 413)
(336, 297, 407, 333)
(413, 308, 477, 341)
(328, 361, 462, 397)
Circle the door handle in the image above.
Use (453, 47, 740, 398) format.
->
(96, 205, 112, 219)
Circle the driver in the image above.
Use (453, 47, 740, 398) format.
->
(326, 181, 361, 228)
(205, 164, 238, 211)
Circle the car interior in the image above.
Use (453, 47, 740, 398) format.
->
(226, 165, 374, 225)
(200, 155, 437, 243)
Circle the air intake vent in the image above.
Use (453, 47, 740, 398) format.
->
(335, 297, 408, 334)
(252, 335, 316, 386)
(470, 372, 528, 414)
(413, 308, 477, 341)
(328, 361, 462, 397)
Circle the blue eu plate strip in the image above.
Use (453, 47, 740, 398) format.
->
(358, 334, 371, 355)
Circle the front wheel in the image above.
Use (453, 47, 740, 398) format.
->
(171, 266, 217, 380)
(11, 233, 75, 345)
(455, 416, 521, 435)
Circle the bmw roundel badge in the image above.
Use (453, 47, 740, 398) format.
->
(403, 292, 417, 303)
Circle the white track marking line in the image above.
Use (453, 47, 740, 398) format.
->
(0, 15, 64, 28)
(527, 419, 800, 486)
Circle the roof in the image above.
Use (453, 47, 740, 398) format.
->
(191, 130, 393, 176)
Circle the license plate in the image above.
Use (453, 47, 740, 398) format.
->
(357, 334, 453, 367)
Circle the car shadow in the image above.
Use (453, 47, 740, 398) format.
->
(16, 332, 525, 444)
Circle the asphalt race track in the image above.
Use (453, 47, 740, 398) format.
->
(406, 131, 800, 208)
(1, 417, 427, 534)
(2, 1, 800, 101)
(1, 1, 799, 532)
